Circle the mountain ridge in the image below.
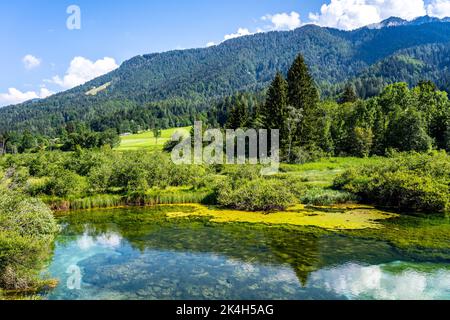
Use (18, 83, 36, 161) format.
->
(2, 16, 450, 135)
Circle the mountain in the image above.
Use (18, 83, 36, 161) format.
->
(366, 17, 408, 29)
(2, 16, 450, 135)
(366, 16, 450, 29)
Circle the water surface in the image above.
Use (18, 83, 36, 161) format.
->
(44, 206, 450, 300)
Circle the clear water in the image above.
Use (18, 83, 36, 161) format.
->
(43, 206, 450, 300)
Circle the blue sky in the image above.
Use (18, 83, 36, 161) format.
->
(0, 0, 448, 106)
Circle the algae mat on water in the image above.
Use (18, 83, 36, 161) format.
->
(165, 204, 397, 230)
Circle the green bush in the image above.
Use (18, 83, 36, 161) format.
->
(216, 178, 296, 211)
(43, 170, 88, 197)
(334, 152, 450, 212)
(0, 188, 59, 290)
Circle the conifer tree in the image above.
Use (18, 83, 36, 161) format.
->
(226, 101, 249, 129)
(260, 72, 290, 154)
(287, 54, 320, 146)
(340, 83, 358, 104)
(261, 72, 288, 130)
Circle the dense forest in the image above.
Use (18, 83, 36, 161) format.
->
(214, 55, 450, 162)
(2, 17, 450, 136)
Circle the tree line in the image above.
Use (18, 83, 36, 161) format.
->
(213, 54, 450, 162)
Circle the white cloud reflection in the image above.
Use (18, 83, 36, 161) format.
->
(309, 262, 450, 300)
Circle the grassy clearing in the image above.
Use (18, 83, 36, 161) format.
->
(279, 157, 384, 187)
(115, 127, 191, 151)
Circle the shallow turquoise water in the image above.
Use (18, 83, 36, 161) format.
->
(43, 207, 450, 300)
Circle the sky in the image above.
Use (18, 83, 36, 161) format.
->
(1, 0, 450, 107)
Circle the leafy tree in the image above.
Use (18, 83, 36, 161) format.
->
(285, 106, 302, 161)
(153, 126, 162, 145)
(386, 108, 433, 152)
(0, 131, 11, 156)
(350, 127, 374, 157)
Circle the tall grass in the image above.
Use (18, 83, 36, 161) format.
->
(42, 190, 213, 211)
(300, 188, 358, 206)
(125, 190, 213, 206)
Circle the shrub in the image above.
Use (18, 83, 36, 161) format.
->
(0, 188, 59, 290)
(334, 152, 450, 213)
(216, 178, 296, 211)
(43, 169, 88, 197)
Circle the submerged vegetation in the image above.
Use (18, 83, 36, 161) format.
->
(164, 204, 396, 230)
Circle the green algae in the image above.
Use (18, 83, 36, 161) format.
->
(164, 203, 397, 230)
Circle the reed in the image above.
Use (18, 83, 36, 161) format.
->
(42, 190, 213, 211)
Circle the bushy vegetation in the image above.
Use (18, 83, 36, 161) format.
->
(216, 177, 296, 212)
(0, 187, 59, 291)
(4, 149, 210, 197)
(334, 152, 450, 212)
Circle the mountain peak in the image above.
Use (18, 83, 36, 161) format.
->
(367, 17, 407, 29)
(365, 15, 450, 30)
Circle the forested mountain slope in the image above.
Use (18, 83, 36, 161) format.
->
(2, 16, 450, 135)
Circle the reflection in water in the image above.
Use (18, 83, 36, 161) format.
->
(44, 207, 450, 300)
(310, 263, 450, 300)
(77, 232, 123, 250)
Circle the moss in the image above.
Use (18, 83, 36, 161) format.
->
(164, 203, 397, 230)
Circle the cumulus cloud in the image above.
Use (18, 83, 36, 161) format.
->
(0, 87, 53, 107)
(309, 0, 427, 30)
(210, 11, 302, 46)
(224, 28, 253, 41)
(49, 56, 118, 89)
(427, 0, 450, 18)
(262, 11, 302, 30)
(22, 54, 41, 70)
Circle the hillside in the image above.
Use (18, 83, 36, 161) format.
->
(2, 16, 450, 135)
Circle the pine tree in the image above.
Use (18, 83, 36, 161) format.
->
(340, 84, 358, 104)
(261, 72, 288, 128)
(226, 101, 249, 129)
(287, 54, 320, 146)
(259, 72, 289, 152)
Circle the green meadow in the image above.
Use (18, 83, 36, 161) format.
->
(115, 127, 191, 151)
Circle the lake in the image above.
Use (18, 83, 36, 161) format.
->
(43, 206, 450, 300)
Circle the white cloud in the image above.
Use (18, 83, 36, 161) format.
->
(262, 11, 302, 30)
(0, 87, 53, 107)
(224, 28, 253, 41)
(308, 0, 427, 30)
(22, 54, 41, 70)
(427, 0, 450, 18)
(213, 11, 302, 45)
(49, 56, 118, 89)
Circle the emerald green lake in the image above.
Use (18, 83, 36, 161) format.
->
(43, 206, 450, 300)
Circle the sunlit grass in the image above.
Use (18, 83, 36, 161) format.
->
(115, 127, 191, 151)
